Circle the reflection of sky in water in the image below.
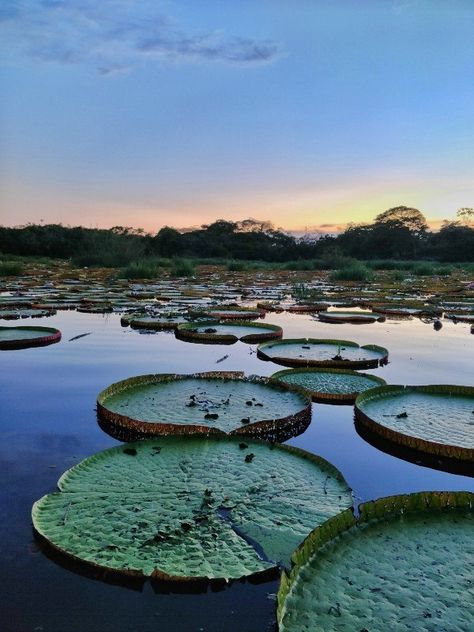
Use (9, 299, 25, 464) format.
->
(1, 310, 473, 632)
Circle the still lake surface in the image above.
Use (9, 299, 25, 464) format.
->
(1, 310, 473, 632)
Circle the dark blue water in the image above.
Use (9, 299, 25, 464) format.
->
(1, 311, 472, 632)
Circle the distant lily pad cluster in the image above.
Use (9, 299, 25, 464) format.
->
(8, 262, 469, 630)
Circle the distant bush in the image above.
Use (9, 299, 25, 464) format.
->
(320, 253, 357, 270)
(119, 260, 159, 279)
(410, 262, 436, 276)
(171, 258, 195, 277)
(330, 262, 374, 282)
(227, 260, 249, 272)
(283, 260, 317, 271)
(391, 270, 406, 282)
(0, 261, 24, 276)
(366, 260, 414, 271)
(434, 266, 453, 276)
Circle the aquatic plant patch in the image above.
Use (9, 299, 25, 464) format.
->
(97, 372, 311, 439)
(0, 325, 61, 350)
(258, 339, 388, 369)
(317, 311, 385, 324)
(129, 314, 192, 330)
(197, 307, 265, 320)
(355, 385, 474, 461)
(272, 368, 386, 404)
(277, 491, 473, 631)
(176, 321, 282, 344)
(32, 436, 352, 581)
(0, 308, 56, 320)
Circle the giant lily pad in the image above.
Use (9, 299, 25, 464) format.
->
(272, 368, 386, 404)
(197, 307, 265, 320)
(129, 314, 192, 330)
(258, 339, 388, 369)
(355, 385, 474, 461)
(97, 372, 311, 441)
(0, 308, 56, 320)
(176, 321, 282, 344)
(0, 325, 61, 350)
(32, 436, 352, 582)
(278, 491, 473, 631)
(318, 310, 385, 324)
(372, 304, 441, 318)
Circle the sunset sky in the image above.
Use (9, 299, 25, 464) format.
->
(1, 0, 473, 234)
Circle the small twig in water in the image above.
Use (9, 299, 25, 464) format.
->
(69, 332, 92, 342)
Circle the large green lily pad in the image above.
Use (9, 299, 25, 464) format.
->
(97, 372, 311, 440)
(32, 436, 352, 582)
(0, 308, 56, 320)
(176, 320, 282, 344)
(272, 368, 386, 404)
(0, 325, 61, 350)
(258, 339, 388, 369)
(198, 307, 265, 320)
(130, 314, 192, 330)
(318, 310, 385, 324)
(355, 385, 474, 461)
(278, 491, 473, 631)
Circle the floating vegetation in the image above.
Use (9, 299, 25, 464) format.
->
(317, 310, 385, 324)
(272, 368, 386, 404)
(129, 314, 193, 330)
(258, 339, 389, 369)
(196, 306, 265, 320)
(371, 304, 442, 318)
(0, 325, 61, 350)
(287, 303, 329, 314)
(0, 308, 56, 320)
(277, 491, 474, 631)
(97, 372, 311, 441)
(32, 436, 352, 582)
(355, 385, 474, 461)
(176, 321, 283, 345)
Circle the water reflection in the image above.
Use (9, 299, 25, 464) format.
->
(1, 310, 473, 632)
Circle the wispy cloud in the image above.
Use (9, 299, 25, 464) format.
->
(0, 1, 280, 74)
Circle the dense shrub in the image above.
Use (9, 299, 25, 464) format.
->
(170, 258, 195, 277)
(0, 261, 23, 276)
(119, 260, 159, 279)
(330, 262, 374, 282)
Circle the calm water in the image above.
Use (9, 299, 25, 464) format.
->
(1, 310, 473, 632)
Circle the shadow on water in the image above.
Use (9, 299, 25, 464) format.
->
(355, 419, 474, 478)
(1, 310, 473, 631)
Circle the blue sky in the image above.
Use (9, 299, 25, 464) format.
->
(1, 0, 473, 232)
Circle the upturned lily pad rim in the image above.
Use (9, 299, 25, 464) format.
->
(277, 490, 474, 628)
(0, 325, 62, 350)
(372, 304, 443, 317)
(287, 303, 329, 313)
(175, 320, 283, 345)
(257, 338, 389, 369)
(355, 384, 474, 461)
(0, 308, 56, 320)
(271, 367, 386, 404)
(130, 314, 200, 331)
(97, 371, 312, 440)
(33, 434, 351, 584)
(192, 306, 266, 320)
(318, 311, 385, 324)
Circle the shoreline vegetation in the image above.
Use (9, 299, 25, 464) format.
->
(1, 207, 473, 281)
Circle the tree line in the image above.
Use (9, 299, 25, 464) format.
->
(0, 207, 472, 265)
